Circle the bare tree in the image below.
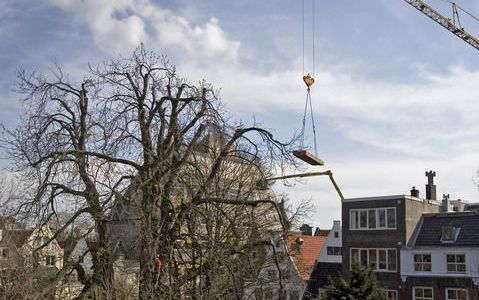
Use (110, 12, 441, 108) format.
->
(2, 46, 299, 299)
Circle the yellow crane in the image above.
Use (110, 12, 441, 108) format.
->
(403, 0, 479, 51)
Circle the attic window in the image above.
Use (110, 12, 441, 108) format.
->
(441, 226, 460, 243)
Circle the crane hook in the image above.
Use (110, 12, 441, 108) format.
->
(303, 73, 315, 89)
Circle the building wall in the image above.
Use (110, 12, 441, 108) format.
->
(342, 195, 439, 293)
(401, 247, 479, 279)
(404, 198, 440, 245)
(318, 220, 341, 264)
(403, 276, 479, 300)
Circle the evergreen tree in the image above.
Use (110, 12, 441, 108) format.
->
(319, 265, 386, 300)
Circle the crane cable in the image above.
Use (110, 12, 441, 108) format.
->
(299, 0, 318, 156)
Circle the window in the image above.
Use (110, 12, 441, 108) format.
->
(0, 229, 3, 242)
(441, 226, 460, 243)
(327, 246, 342, 256)
(386, 290, 398, 300)
(334, 231, 339, 238)
(447, 254, 466, 273)
(0, 247, 7, 258)
(45, 255, 56, 267)
(350, 207, 396, 230)
(446, 288, 468, 300)
(350, 248, 397, 272)
(414, 254, 432, 272)
(414, 287, 433, 300)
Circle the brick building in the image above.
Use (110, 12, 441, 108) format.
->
(341, 171, 441, 299)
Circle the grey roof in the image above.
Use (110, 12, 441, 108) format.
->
(414, 212, 479, 247)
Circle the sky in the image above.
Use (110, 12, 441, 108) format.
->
(2, 0, 479, 228)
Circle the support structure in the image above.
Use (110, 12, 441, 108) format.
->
(257, 170, 344, 201)
(403, 0, 479, 51)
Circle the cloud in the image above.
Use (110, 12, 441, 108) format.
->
(47, 0, 239, 62)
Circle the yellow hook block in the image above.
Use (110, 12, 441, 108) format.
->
(303, 73, 315, 88)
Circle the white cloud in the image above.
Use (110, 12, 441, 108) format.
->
(47, 0, 239, 61)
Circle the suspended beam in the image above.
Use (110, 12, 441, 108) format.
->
(403, 0, 479, 51)
(293, 150, 324, 166)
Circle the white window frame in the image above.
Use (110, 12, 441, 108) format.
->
(385, 289, 398, 300)
(349, 207, 396, 230)
(413, 253, 432, 272)
(413, 286, 433, 300)
(446, 253, 466, 273)
(350, 248, 397, 272)
(327, 246, 342, 256)
(446, 288, 468, 300)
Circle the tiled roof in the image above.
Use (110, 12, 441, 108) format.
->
(285, 234, 327, 281)
(414, 212, 479, 247)
(303, 262, 342, 299)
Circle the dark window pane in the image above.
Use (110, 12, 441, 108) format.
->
(424, 288, 433, 297)
(360, 249, 368, 267)
(369, 249, 377, 269)
(378, 209, 386, 227)
(424, 263, 431, 272)
(368, 209, 376, 228)
(360, 211, 368, 228)
(378, 250, 387, 269)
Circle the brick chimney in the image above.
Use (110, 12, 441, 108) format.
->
(425, 170, 437, 200)
(410, 186, 419, 198)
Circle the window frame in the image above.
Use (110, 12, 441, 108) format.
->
(413, 286, 434, 300)
(45, 255, 56, 267)
(349, 207, 396, 230)
(350, 248, 397, 272)
(413, 253, 432, 272)
(446, 253, 466, 273)
(327, 246, 342, 256)
(446, 288, 468, 300)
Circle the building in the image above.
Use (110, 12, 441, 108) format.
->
(341, 171, 441, 299)
(244, 227, 327, 300)
(400, 211, 479, 300)
(303, 220, 342, 299)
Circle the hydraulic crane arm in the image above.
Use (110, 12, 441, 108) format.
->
(403, 0, 479, 51)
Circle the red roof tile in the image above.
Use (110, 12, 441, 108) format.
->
(285, 234, 327, 281)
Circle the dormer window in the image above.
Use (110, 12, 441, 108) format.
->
(441, 226, 460, 243)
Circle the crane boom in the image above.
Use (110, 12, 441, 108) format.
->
(403, 0, 479, 51)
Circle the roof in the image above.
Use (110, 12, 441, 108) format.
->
(285, 234, 327, 281)
(303, 262, 342, 299)
(343, 194, 440, 205)
(414, 212, 479, 247)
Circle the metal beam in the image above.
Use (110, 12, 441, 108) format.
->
(403, 0, 479, 51)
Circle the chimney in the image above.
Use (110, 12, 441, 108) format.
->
(410, 186, 419, 198)
(300, 224, 313, 236)
(425, 170, 437, 200)
(442, 194, 451, 212)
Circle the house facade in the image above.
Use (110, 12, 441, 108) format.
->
(400, 212, 479, 300)
(304, 220, 342, 299)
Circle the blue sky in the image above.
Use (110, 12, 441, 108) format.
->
(2, 0, 479, 227)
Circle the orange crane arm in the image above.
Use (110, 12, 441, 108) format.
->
(403, 0, 479, 51)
